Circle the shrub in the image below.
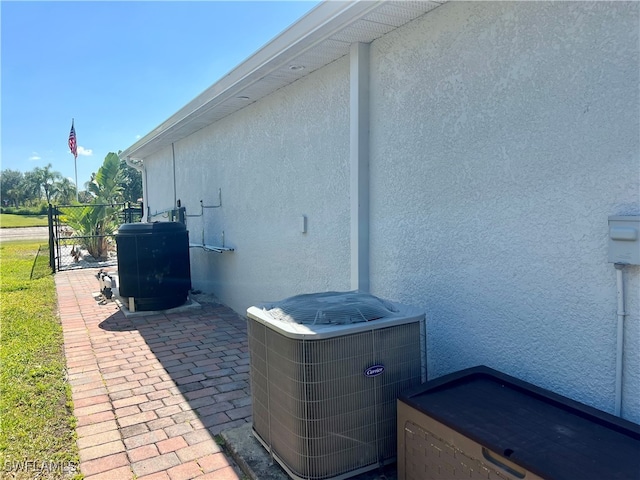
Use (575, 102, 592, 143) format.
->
(0, 204, 48, 216)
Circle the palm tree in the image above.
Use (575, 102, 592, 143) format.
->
(33, 164, 62, 204)
(61, 153, 124, 259)
(52, 177, 77, 205)
(62, 204, 117, 259)
(23, 170, 44, 205)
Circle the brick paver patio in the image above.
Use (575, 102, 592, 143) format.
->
(56, 268, 251, 480)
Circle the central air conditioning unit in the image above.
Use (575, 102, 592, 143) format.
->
(247, 291, 426, 480)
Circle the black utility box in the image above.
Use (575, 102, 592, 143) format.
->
(398, 366, 640, 480)
(116, 222, 191, 311)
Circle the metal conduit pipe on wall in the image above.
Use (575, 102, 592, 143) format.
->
(614, 263, 627, 417)
(608, 216, 639, 417)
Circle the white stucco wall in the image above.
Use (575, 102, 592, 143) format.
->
(144, 147, 175, 217)
(140, 1, 639, 422)
(144, 56, 352, 314)
(369, 1, 640, 421)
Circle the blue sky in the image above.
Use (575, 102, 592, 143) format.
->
(1, 1, 319, 189)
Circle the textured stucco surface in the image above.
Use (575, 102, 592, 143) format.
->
(141, 1, 639, 422)
(369, 1, 639, 421)
(144, 56, 351, 315)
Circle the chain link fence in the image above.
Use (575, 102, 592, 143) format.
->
(48, 203, 142, 272)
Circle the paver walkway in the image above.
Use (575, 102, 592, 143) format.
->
(56, 268, 251, 480)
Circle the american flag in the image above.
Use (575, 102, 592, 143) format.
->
(68, 120, 78, 159)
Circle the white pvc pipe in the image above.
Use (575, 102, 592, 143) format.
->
(614, 263, 626, 416)
(171, 143, 177, 208)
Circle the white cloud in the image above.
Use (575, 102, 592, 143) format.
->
(135, 134, 141, 140)
(29, 152, 41, 161)
(77, 146, 93, 156)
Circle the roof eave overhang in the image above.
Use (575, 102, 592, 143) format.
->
(120, 0, 444, 162)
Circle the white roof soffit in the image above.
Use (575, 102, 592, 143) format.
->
(120, 0, 445, 161)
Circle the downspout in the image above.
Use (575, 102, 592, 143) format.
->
(171, 143, 177, 208)
(350, 42, 370, 293)
(125, 156, 148, 223)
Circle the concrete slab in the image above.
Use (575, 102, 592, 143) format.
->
(114, 293, 201, 318)
(221, 424, 289, 480)
(96, 271, 202, 317)
(221, 423, 398, 480)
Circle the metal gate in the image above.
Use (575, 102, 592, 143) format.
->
(48, 202, 142, 272)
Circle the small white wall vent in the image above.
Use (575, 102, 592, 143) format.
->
(247, 291, 426, 480)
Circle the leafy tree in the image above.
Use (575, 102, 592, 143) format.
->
(0, 169, 24, 207)
(77, 190, 93, 204)
(119, 158, 142, 203)
(85, 152, 124, 203)
(0, 160, 144, 209)
(2, 166, 78, 207)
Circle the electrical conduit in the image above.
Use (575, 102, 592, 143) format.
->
(614, 263, 626, 417)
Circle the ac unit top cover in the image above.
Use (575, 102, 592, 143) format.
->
(247, 291, 424, 340)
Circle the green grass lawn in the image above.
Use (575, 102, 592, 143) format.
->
(0, 241, 80, 479)
(0, 213, 49, 228)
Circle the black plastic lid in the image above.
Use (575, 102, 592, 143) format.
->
(116, 222, 186, 235)
(399, 366, 640, 480)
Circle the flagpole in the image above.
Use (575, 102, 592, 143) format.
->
(69, 118, 79, 202)
(73, 117, 78, 202)
(74, 155, 79, 202)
